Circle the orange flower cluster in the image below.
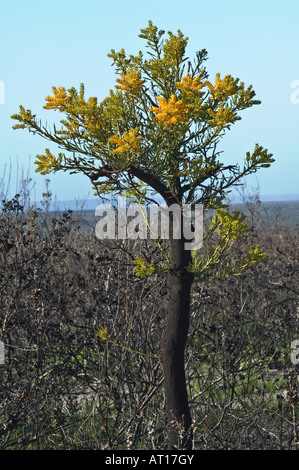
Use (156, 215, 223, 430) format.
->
(206, 73, 240, 101)
(176, 73, 205, 96)
(115, 69, 145, 95)
(151, 94, 189, 126)
(109, 127, 142, 155)
(43, 87, 71, 111)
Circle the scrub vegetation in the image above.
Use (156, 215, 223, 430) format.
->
(0, 188, 298, 450)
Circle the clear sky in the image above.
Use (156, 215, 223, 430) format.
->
(0, 0, 298, 204)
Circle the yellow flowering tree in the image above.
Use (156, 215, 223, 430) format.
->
(11, 21, 274, 450)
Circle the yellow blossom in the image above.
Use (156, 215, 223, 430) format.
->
(115, 69, 145, 95)
(208, 105, 238, 128)
(43, 87, 71, 111)
(150, 94, 189, 126)
(109, 127, 142, 155)
(34, 149, 63, 175)
(176, 73, 205, 96)
(206, 73, 241, 101)
(162, 32, 188, 65)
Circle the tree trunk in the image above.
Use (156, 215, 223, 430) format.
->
(161, 234, 193, 449)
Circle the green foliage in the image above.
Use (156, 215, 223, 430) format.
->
(133, 255, 156, 277)
(188, 208, 268, 281)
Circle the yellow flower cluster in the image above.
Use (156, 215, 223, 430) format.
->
(176, 73, 205, 96)
(206, 73, 240, 101)
(34, 149, 62, 175)
(115, 69, 145, 95)
(163, 32, 188, 64)
(208, 105, 237, 128)
(43, 87, 71, 111)
(109, 127, 142, 155)
(150, 94, 189, 126)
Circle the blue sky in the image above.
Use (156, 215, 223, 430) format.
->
(0, 0, 298, 204)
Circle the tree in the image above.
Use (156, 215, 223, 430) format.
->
(11, 21, 274, 449)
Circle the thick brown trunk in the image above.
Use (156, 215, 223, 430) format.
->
(161, 235, 193, 449)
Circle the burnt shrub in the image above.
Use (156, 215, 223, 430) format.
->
(0, 196, 298, 449)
